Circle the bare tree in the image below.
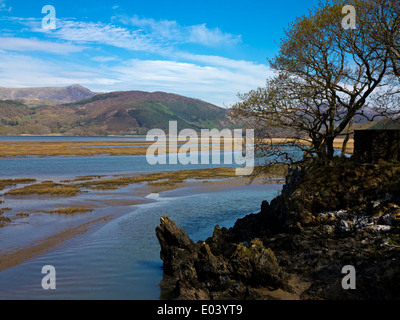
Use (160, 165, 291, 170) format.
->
(361, 0, 400, 78)
(230, 0, 400, 167)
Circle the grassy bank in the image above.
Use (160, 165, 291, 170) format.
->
(4, 165, 287, 196)
(0, 141, 149, 157)
(0, 178, 37, 191)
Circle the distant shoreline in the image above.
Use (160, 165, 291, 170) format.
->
(0, 136, 354, 156)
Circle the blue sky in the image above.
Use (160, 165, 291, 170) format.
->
(0, 0, 321, 106)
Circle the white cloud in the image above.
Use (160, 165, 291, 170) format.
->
(0, 0, 11, 12)
(107, 58, 269, 106)
(188, 24, 241, 47)
(0, 13, 266, 106)
(4, 14, 241, 54)
(51, 20, 157, 52)
(0, 51, 119, 88)
(0, 37, 86, 53)
(91, 56, 118, 62)
(117, 15, 241, 47)
(0, 50, 269, 106)
(123, 15, 180, 42)
(178, 53, 273, 76)
(50, 16, 241, 52)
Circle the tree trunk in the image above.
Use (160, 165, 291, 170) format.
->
(341, 117, 354, 157)
(317, 136, 335, 161)
(326, 136, 335, 159)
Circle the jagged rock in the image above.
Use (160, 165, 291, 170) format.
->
(195, 242, 229, 290)
(261, 200, 270, 213)
(155, 159, 400, 300)
(155, 216, 196, 277)
(156, 216, 195, 253)
(233, 239, 289, 290)
(156, 216, 291, 300)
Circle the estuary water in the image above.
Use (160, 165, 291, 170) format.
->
(0, 136, 283, 299)
(0, 135, 252, 177)
(0, 183, 282, 300)
(0, 154, 244, 178)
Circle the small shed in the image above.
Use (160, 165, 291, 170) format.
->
(354, 129, 400, 162)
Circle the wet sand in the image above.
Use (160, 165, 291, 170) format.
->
(0, 174, 281, 273)
(0, 214, 116, 272)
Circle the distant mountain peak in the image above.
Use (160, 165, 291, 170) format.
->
(66, 84, 93, 91)
(0, 84, 97, 104)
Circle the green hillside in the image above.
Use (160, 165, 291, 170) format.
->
(0, 90, 233, 135)
(370, 119, 400, 130)
(0, 100, 32, 121)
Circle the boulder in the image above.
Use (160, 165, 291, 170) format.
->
(156, 216, 291, 300)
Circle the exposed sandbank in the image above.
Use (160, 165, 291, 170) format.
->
(0, 171, 284, 273)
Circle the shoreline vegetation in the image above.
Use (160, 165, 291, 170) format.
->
(2, 166, 286, 196)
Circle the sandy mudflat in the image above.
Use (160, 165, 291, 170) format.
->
(0, 173, 280, 272)
(0, 138, 354, 157)
(0, 214, 116, 272)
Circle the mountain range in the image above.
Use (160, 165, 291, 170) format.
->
(0, 85, 232, 135)
(0, 85, 97, 107)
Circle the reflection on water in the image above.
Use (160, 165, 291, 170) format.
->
(0, 183, 282, 300)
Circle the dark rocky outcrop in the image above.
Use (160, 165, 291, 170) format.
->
(156, 217, 291, 300)
(156, 159, 400, 300)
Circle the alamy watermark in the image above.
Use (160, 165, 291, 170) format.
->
(41, 5, 56, 30)
(41, 265, 56, 290)
(145, 121, 254, 175)
(342, 5, 356, 30)
(341, 265, 356, 290)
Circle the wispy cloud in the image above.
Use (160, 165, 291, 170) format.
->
(117, 15, 242, 47)
(108, 58, 269, 106)
(49, 20, 157, 52)
(0, 11, 266, 106)
(91, 56, 119, 62)
(0, 51, 119, 88)
(0, 0, 12, 12)
(178, 53, 273, 76)
(43, 16, 241, 52)
(0, 37, 86, 53)
(0, 45, 269, 105)
(4, 13, 241, 53)
(187, 24, 241, 47)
